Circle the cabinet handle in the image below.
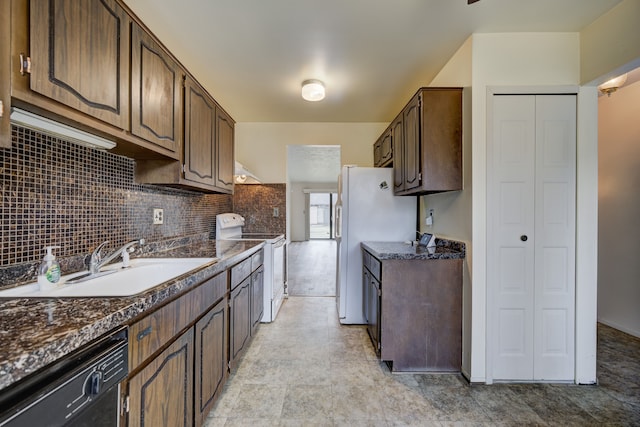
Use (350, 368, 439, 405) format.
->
(520, 235, 528, 242)
(136, 326, 152, 341)
(19, 53, 31, 75)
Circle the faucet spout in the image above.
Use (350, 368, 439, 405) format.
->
(89, 238, 145, 274)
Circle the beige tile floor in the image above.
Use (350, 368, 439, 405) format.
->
(205, 296, 640, 426)
(206, 240, 639, 426)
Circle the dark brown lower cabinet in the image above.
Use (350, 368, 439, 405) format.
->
(127, 330, 194, 427)
(250, 266, 264, 335)
(229, 277, 251, 371)
(194, 298, 228, 427)
(362, 249, 462, 372)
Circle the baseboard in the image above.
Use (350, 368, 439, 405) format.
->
(598, 318, 640, 338)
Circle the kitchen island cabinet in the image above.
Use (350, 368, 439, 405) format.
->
(362, 240, 465, 372)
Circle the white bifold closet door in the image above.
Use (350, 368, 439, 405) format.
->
(489, 94, 576, 381)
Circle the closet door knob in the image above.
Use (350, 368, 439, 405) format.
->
(520, 235, 528, 242)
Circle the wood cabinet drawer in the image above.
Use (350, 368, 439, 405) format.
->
(231, 257, 252, 290)
(364, 250, 381, 282)
(251, 249, 264, 272)
(129, 271, 227, 370)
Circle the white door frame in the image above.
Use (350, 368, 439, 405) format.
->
(485, 86, 597, 384)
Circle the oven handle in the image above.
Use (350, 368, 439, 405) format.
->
(335, 204, 342, 239)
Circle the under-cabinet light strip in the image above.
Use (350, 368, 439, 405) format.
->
(10, 107, 117, 150)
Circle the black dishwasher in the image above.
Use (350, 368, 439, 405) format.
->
(0, 327, 128, 427)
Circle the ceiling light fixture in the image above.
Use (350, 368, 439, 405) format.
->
(598, 73, 628, 97)
(301, 79, 325, 102)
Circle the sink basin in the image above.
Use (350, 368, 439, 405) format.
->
(0, 258, 217, 298)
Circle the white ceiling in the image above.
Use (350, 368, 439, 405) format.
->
(123, 0, 622, 123)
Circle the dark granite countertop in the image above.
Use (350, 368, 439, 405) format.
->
(361, 238, 466, 260)
(0, 239, 264, 392)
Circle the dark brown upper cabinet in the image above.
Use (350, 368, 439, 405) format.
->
(215, 107, 235, 192)
(136, 75, 234, 194)
(0, 1, 11, 148)
(373, 127, 392, 168)
(393, 88, 462, 195)
(29, 0, 130, 130)
(130, 22, 183, 154)
(184, 76, 216, 187)
(391, 112, 404, 192)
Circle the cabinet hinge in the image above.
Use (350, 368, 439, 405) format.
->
(121, 395, 130, 414)
(0, 100, 3, 119)
(418, 172, 422, 182)
(182, 163, 186, 174)
(19, 53, 31, 75)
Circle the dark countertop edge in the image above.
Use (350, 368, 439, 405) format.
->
(0, 240, 265, 392)
(361, 238, 466, 260)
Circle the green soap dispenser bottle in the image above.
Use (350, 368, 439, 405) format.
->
(38, 246, 61, 290)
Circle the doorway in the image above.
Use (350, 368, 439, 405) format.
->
(308, 192, 337, 239)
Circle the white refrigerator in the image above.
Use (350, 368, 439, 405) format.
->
(335, 166, 417, 324)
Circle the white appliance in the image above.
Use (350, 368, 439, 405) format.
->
(335, 166, 416, 324)
(216, 213, 287, 322)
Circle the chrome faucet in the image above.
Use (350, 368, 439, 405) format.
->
(88, 239, 146, 274)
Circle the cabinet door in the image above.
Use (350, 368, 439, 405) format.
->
(184, 77, 216, 187)
(373, 139, 382, 167)
(392, 113, 404, 192)
(403, 93, 421, 192)
(215, 106, 234, 192)
(363, 266, 371, 323)
(30, 0, 130, 129)
(194, 298, 228, 427)
(380, 128, 393, 165)
(131, 23, 182, 153)
(250, 266, 264, 335)
(229, 277, 251, 370)
(127, 330, 194, 427)
(0, 0, 11, 148)
(367, 276, 381, 355)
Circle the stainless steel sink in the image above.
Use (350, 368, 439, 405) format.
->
(0, 258, 217, 298)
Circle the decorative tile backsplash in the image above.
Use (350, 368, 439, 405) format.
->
(0, 125, 232, 286)
(233, 184, 286, 234)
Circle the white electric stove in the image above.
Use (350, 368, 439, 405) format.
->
(216, 213, 287, 322)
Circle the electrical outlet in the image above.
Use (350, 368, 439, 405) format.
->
(426, 208, 434, 226)
(273, 207, 279, 217)
(153, 208, 164, 225)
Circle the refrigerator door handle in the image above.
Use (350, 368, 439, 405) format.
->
(335, 204, 342, 239)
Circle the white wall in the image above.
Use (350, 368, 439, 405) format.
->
(580, 0, 640, 85)
(235, 122, 387, 183)
(423, 37, 474, 378)
(597, 80, 640, 338)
